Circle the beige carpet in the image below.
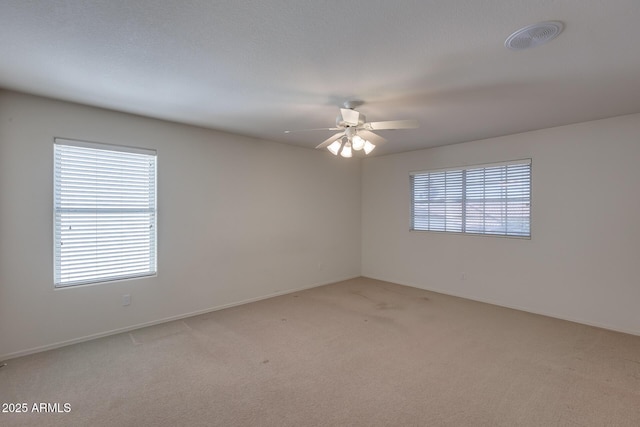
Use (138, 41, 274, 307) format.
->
(1, 277, 639, 426)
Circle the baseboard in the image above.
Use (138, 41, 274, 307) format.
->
(1, 274, 360, 361)
(362, 275, 640, 337)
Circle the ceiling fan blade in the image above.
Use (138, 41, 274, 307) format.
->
(284, 127, 341, 133)
(340, 108, 360, 126)
(358, 130, 387, 145)
(364, 119, 419, 130)
(315, 132, 345, 149)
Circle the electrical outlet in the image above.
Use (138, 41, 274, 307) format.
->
(122, 294, 131, 306)
(460, 272, 466, 281)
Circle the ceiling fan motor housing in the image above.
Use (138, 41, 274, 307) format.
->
(336, 112, 366, 128)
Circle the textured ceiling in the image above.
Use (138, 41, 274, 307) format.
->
(1, 1, 640, 156)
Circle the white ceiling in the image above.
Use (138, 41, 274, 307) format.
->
(1, 0, 640, 156)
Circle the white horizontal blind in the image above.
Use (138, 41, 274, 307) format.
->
(54, 139, 157, 287)
(411, 170, 463, 232)
(411, 160, 531, 237)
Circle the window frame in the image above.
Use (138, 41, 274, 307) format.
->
(410, 159, 531, 239)
(53, 138, 158, 288)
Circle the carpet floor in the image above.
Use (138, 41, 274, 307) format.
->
(1, 277, 640, 426)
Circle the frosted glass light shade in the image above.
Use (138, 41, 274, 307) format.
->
(341, 142, 352, 158)
(351, 135, 365, 151)
(327, 140, 341, 155)
(363, 140, 375, 154)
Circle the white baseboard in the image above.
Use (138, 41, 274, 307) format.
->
(362, 274, 640, 337)
(1, 275, 360, 361)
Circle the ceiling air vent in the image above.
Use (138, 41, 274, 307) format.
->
(505, 21, 564, 50)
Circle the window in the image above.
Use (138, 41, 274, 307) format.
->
(54, 138, 157, 287)
(411, 159, 531, 237)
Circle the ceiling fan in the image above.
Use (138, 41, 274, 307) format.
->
(285, 101, 419, 157)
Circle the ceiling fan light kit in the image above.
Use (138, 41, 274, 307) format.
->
(327, 140, 342, 155)
(341, 142, 353, 158)
(363, 140, 375, 155)
(351, 135, 365, 151)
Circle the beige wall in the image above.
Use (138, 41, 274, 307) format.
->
(362, 113, 640, 335)
(0, 91, 361, 359)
